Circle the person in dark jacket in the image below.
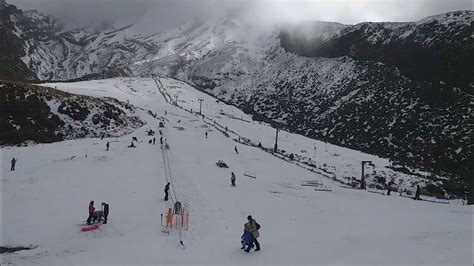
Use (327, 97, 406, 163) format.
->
(414, 185, 421, 200)
(234, 146, 239, 154)
(244, 215, 260, 252)
(231, 172, 236, 187)
(164, 182, 170, 201)
(87, 201, 95, 225)
(153, 137, 156, 145)
(10, 157, 17, 171)
(106, 141, 110, 151)
(102, 203, 109, 224)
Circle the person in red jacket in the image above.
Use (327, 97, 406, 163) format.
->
(86, 201, 95, 225)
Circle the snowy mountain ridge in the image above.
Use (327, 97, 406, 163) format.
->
(1, 4, 472, 193)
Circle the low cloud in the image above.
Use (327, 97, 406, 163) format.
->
(8, 0, 472, 31)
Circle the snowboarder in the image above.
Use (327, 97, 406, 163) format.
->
(153, 137, 156, 145)
(106, 141, 110, 151)
(86, 201, 95, 225)
(234, 146, 239, 154)
(244, 215, 260, 252)
(414, 185, 421, 200)
(164, 182, 170, 201)
(10, 157, 17, 171)
(231, 172, 236, 187)
(241, 223, 254, 250)
(102, 203, 109, 224)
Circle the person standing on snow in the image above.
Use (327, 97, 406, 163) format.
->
(164, 182, 170, 201)
(205, 132, 208, 139)
(231, 172, 236, 187)
(241, 222, 254, 249)
(244, 215, 260, 252)
(102, 203, 109, 224)
(414, 185, 421, 200)
(87, 201, 95, 225)
(106, 141, 110, 151)
(153, 137, 156, 145)
(10, 157, 17, 171)
(234, 146, 239, 154)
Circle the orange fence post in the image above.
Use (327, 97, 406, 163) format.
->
(166, 208, 173, 228)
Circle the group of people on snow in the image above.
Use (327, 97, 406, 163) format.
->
(87, 201, 110, 225)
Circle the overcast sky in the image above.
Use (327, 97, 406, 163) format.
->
(8, 0, 472, 30)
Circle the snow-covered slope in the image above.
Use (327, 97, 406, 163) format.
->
(0, 80, 144, 146)
(1, 77, 472, 265)
(2, 4, 472, 194)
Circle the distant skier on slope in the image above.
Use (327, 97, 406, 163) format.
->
(10, 157, 17, 171)
(414, 185, 421, 200)
(106, 141, 110, 151)
(231, 172, 236, 187)
(234, 146, 239, 154)
(244, 215, 260, 252)
(153, 137, 156, 145)
(86, 201, 95, 225)
(164, 182, 170, 201)
(205, 132, 208, 139)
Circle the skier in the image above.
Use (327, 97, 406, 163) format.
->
(231, 172, 236, 187)
(86, 201, 95, 225)
(205, 132, 208, 139)
(106, 141, 110, 151)
(102, 203, 109, 224)
(10, 157, 17, 171)
(153, 137, 156, 145)
(164, 182, 170, 201)
(234, 146, 239, 154)
(414, 185, 421, 200)
(160, 137, 163, 145)
(244, 215, 260, 252)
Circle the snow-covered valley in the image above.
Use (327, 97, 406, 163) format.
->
(1, 77, 472, 265)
